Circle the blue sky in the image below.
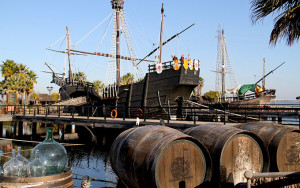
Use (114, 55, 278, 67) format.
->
(0, 0, 299, 99)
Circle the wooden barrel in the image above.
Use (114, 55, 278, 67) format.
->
(235, 122, 300, 172)
(110, 125, 212, 188)
(0, 167, 73, 187)
(184, 124, 269, 187)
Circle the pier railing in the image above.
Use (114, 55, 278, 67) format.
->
(244, 170, 300, 188)
(0, 103, 299, 126)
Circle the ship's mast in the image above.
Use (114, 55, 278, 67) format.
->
(159, 4, 164, 64)
(262, 58, 265, 91)
(213, 27, 237, 102)
(221, 29, 225, 100)
(111, 0, 124, 87)
(66, 26, 73, 84)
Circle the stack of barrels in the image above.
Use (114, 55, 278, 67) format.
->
(235, 122, 300, 172)
(110, 122, 299, 188)
(110, 126, 212, 188)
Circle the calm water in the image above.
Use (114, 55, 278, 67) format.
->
(270, 99, 300, 125)
(0, 130, 118, 188)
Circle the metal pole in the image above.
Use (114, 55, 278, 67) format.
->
(298, 112, 300, 129)
(245, 108, 247, 123)
(193, 107, 196, 125)
(104, 104, 106, 120)
(224, 106, 226, 125)
(123, 105, 125, 121)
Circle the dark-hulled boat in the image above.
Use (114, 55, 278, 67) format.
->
(47, 1, 199, 118)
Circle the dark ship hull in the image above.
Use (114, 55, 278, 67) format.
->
(58, 62, 199, 118)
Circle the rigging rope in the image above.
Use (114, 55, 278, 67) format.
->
(73, 12, 113, 48)
(82, 14, 114, 74)
(163, 23, 174, 57)
(48, 34, 66, 49)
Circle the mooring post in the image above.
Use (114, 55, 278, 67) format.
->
(298, 112, 300, 129)
(278, 116, 282, 124)
(13, 105, 16, 115)
(244, 108, 247, 123)
(123, 106, 126, 120)
(12, 121, 16, 138)
(59, 124, 65, 141)
(0, 122, 3, 137)
(18, 121, 23, 137)
(193, 107, 196, 125)
(104, 104, 106, 120)
(45, 106, 48, 117)
(58, 106, 60, 117)
(167, 107, 170, 124)
(72, 106, 75, 119)
(32, 122, 37, 139)
(223, 106, 226, 125)
(145, 107, 148, 122)
(23, 105, 26, 116)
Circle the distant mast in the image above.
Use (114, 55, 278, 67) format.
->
(111, 0, 124, 87)
(213, 27, 236, 102)
(221, 29, 225, 101)
(263, 58, 265, 91)
(66, 26, 73, 84)
(159, 4, 164, 64)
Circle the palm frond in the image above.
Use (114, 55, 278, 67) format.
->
(270, 4, 300, 45)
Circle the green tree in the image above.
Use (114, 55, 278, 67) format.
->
(93, 80, 105, 95)
(120, 73, 134, 85)
(50, 92, 60, 102)
(1, 60, 17, 80)
(1, 60, 37, 105)
(296, 96, 300, 100)
(24, 70, 38, 104)
(30, 92, 39, 105)
(203, 91, 221, 103)
(251, 0, 300, 45)
(73, 72, 87, 82)
(193, 77, 204, 96)
(3, 75, 26, 104)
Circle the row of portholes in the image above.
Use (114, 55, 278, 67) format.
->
(110, 108, 143, 119)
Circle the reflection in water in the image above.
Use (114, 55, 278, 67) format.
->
(0, 140, 117, 187)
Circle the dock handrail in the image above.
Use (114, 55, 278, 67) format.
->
(244, 170, 300, 188)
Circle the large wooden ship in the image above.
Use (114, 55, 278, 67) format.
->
(46, 1, 199, 117)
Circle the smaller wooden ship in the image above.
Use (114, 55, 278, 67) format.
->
(211, 28, 281, 108)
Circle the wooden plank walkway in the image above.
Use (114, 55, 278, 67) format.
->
(10, 114, 237, 130)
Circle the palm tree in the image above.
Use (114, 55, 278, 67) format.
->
(193, 77, 204, 97)
(30, 92, 39, 105)
(73, 72, 87, 82)
(3, 75, 26, 104)
(251, 0, 300, 45)
(120, 73, 134, 85)
(93, 80, 105, 95)
(24, 70, 38, 104)
(1, 60, 17, 80)
(1, 60, 37, 105)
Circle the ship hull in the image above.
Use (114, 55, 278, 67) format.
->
(59, 64, 200, 118)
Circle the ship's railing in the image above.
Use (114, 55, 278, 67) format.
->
(148, 61, 174, 72)
(102, 83, 117, 99)
(2, 103, 299, 127)
(224, 89, 276, 102)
